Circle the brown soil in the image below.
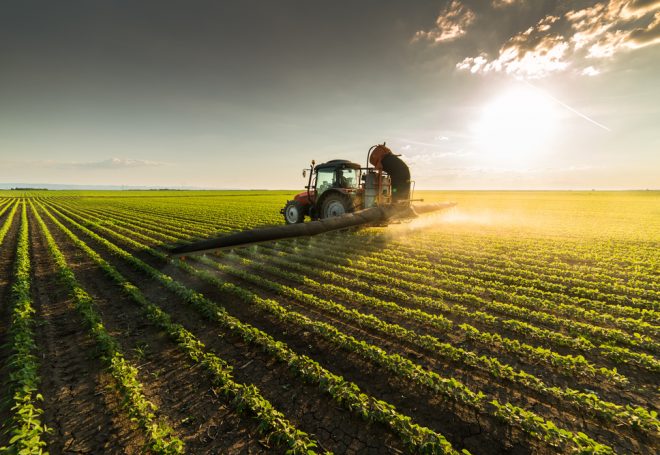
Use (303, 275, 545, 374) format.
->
(236, 249, 660, 453)
(0, 206, 20, 446)
(266, 240, 659, 395)
(28, 208, 140, 454)
(39, 205, 280, 454)
(48, 207, 550, 455)
(40, 204, 414, 454)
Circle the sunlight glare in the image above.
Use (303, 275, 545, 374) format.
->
(472, 86, 559, 168)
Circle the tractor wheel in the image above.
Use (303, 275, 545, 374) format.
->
(320, 192, 353, 219)
(283, 200, 305, 224)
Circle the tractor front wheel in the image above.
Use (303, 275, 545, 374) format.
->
(282, 200, 305, 224)
(320, 193, 353, 219)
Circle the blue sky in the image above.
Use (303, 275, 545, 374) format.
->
(1, 1, 658, 189)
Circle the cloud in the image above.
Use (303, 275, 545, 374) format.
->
(491, 0, 521, 8)
(417, 164, 602, 179)
(74, 158, 167, 169)
(25, 158, 169, 170)
(395, 138, 453, 147)
(413, 0, 476, 43)
(457, 15, 571, 78)
(405, 150, 472, 165)
(567, 0, 660, 58)
(417, 1, 660, 78)
(581, 65, 601, 75)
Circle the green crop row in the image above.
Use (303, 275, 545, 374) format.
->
(36, 202, 323, 455)
(57, 201, 621, 454)
(229, 248, 659, 432)
(262, 243, 640, 380)
(265, 243, 659, 376)
(0, 203, 49, 453)
(0, 199, 15, 219)
(31, 202, 185, 454)
(295, 240, 658, 350)
(368, 245, 659, 323)
(0, 201, 19, 247)
(387, 239, 659, 305)
(289, 243, 657, 354)
(41, 201, 463, 455)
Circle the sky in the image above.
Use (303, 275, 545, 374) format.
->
(1, 0, 659, 189)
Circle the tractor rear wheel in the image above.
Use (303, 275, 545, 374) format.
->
(320, 192, 353, 219)
(283, 200, 305, 224)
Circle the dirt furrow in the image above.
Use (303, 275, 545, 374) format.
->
(39, 205, 275, 454)
(236, 248, 656, 399)
(214, 253, 658, 454)
(27, 207, 138, 454)
(50, 207, 551, 455)
(50, 201, 659, 453)
(0, 203, 20, 445)
(42, 203, 480, 454)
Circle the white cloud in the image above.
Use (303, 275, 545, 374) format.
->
(413, 0, 476, 43)
(26, 157, 169, 170)
(406, 150, 472, 165)
(452, 0, 660, 78)
(491, 0, 520, 8)
(581, 65, 601, 76)
(76, 158, 167, 169)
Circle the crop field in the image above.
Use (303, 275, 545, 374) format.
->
(0, 190, 657, 454)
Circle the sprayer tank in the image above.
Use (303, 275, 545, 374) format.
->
(363, 171, 391, 208)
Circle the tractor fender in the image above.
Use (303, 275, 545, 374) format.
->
(293, 190, 314, 206)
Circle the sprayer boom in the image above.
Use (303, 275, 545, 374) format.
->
(170, 202, 455, 256)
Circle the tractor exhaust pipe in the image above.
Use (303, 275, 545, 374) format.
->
(169, 202, 455, 257)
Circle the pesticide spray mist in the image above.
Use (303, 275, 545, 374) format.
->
(384, 206, 503, 237)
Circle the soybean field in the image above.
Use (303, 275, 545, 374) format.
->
(0, 190, 658, 455)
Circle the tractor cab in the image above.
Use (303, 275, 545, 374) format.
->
(314, 160, 361, 196)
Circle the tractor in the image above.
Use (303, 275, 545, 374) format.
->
(281, 144, 403, 224)
(170, 143, 455, 256)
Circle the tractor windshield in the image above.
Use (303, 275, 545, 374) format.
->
(316, 169, 335, 196)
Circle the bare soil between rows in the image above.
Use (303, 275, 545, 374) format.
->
(41, 203, 408, 454)
(39, 204, 281, 454)
(48, 205, 553, 455)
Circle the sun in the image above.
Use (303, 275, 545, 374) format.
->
(472, 86, 559, 168)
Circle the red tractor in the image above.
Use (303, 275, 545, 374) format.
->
(281, 144, 407, 224)
(170, 144, 455, 256)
